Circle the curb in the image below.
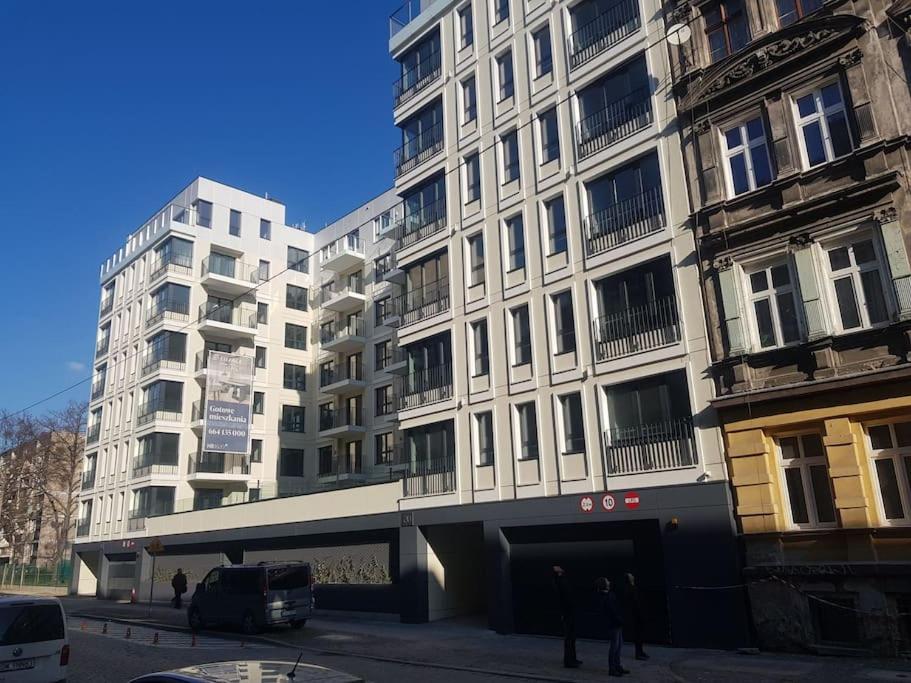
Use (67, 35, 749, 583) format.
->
(70, 613, 279, 648)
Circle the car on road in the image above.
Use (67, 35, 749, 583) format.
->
(129, 659, 362, 682)
(188, 562, 313, 635)
(0, 596, 69, 682)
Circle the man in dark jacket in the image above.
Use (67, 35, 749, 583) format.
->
(623, 572, 648, 660)
(553, 566, 581, 668)
(171, 568, 188, 609)
(597, 577, 627, 676)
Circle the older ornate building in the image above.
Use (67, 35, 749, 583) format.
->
(668, 0, 911, 653)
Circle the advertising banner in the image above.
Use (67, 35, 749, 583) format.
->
(203, 351, 254, 454)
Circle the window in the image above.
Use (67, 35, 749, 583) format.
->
(497, 51, 514, 102)
(283, 363, 306, 391)
(376, 432, 395, 465)
(258, 259, 270, 281)
(285, 323, 308, 350)
(375, 341, 391, 370)
(462, 77, 477, 123)
(545, 195, 567, 254)
(375, 297, 390, 326)
(746, 262, 801, 349)
(229, 209, 241, 236)
(825, 238, 890, 332)
(260, 218, 271, 240)
(375, 385, 393, 416)
(560, 393, 585, 453)
(502, 130, 519, 183)
(512, 305, 532, 365)
(532, 25, 552, 77)
(459, 5, 473, 47)
(517, 402, 539, 460)
(317, 446, 334, 476)
(867, 421, 911, 524)
(778, 433, 837, 528)
(793, 83, 852, 168)
(373, 211, 392, 238)
(506, 215, 525, 271)
(553, 291, 577, 353)
(468, 233, 485, 286)
(279, 448, 304, 477)
(705, 0, 750, 63)
(494, 0, 509, 24)
(254, 346, 266, 369)
(777, 0, 822, 26)
(465, 152, 481, 203)
(539, 108, 559, 164)
(722, 117, 773, 196)
(253, 392, 264, 415)
(251, 439, 262, 463)
(286, 284, 309, 311)
(472, 319, 489, 376)
(257, 302, 268, 325)
(288, 246, 310, 274)
(476, 411, 495, 466)
(282, 405, 305, 433)
(196, 199, 212, 228)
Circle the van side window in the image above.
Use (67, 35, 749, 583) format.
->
(203, 569, 220, 592)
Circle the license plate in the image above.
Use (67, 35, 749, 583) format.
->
(0, 659, 34, 672)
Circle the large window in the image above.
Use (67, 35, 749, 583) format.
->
(229, 209, 241, 237)
(465, 152, 481, 203)
(459, 5, 473, 47)
(502, 130, 520, 183)
(468, 232, 485, 286)
(746, 261, 801, 349)
(375, 385, 393, 416)
(497, 51, 514, 102)
(705, 0, 750, 63)
(283, 363, 306, 391)
(260, 219, 271, 240)
(281, 405, 305, 433)
(532, 25, 552, 78)
(279, 448, 304, 477)
(539, 108, 560, 164)
(288, 246, 310, 274)
(793, 83, 852, 168)
(824, 237, 890, 332)
(560, 393, 585, 454)
(286, 284, 308, 311)
(553, 291, 577, 354)
(777, 433, 837, 529)
(516, 402, 539, 460)
(867, 421, 911, 525)
(462, 76, 477, 124)
(376, 432, 395, 465)
(285, 323, 308, 350)
(506, 215, 525, 270)
(512, 305, 532, 365)
(494, 0, 509, 24)
(475, 411, 495, 466)
(776, 0, 822, 26)
(545, 195, 567, 255)
(722, 117, 773, 196)
(254, 346, 266, 369)
(471, 319, 489, 376)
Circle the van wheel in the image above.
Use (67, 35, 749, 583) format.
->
(241, 610, 260, 635)
(290, 619, 306, 629)
(188, 607, 205, 631)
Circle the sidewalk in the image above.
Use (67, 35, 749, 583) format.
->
(59, 596, 911, 682)
(0, 585, 68, 597)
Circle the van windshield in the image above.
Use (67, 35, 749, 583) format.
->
(267, 565, 309, 591)
(0, 604, 64, 645)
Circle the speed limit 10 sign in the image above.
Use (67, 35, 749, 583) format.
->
(602, 494, 616, 511)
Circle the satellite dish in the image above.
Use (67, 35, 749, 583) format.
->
(666, 23, 692, 46)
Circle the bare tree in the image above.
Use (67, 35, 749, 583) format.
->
(0, 412, 40, 566)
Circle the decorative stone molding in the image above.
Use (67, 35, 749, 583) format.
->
(838, 48, 863, 67)
(788, 232, 814, 249)
(713, 255, 734, 272)
(876, 206, 899, 224)
(693, 119, 711, 134)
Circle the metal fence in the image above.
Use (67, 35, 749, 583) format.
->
(0, 561, 72, 589)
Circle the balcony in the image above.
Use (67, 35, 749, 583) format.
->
(191, 400, 205, 431)
(200, 255, 260, 296)
(605, 416, 697, 476)
(576, 88, 652, 160)
(392, 279, 450, 328)
(140, 352, 186, 378)
(568, 0, 641, 70)
(376, 254, 406, 286)
(395, 364, 453, 411)
(320, 318, 367, 353)
(136, 400, 182, 427)
(127, 515, 146, 532)
(148, 253, 193, 286)
(394, 122, 444, 178)
(321, 237, 365, 273)
(583, 186, 665, 257)
(318, 405, 366, 439)
(75, 519, 91, 538)
(393, 197, 447, 251)
(317, 451, 365, 485)
(131, 460, 179, 479)
(146, 299, 191, 329)
(90, 380, 105, 402)
(389, 0, 433, 38)
(187, 452, 250, 485)
(393, 50, 441, 109)
(320, 281, 366, 314)
(99, 297, 114, 318)
(197, 302, 257, 340)
(383, 345, 409, 375)
(402, 455, 456, 498)
(80, 469, 96, 491)
(320, 365, 366, 395)
(95, 339, 109, 359)
(593, 296, 681, 361)
(86, 423, 100, 444)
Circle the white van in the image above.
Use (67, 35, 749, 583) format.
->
(0, 597, 68, 682)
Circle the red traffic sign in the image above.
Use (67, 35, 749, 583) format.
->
(602, 494, 616, 511)
(579, 496, 594, 513)
(624, 492, 641, 510)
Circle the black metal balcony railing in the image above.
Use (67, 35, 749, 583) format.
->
(76, 519, 91, 537)
(393, 50, 442, 108)
(198, 302, 257, 329)
(403, 455, 456, 497)
(188, 453, 250, 476)
(583, 186, 666, 256)
(99, 298, 114, 317)
(136, 400, 182, 426)
(605, 416, 697, 475)
(201, 255, 260, 283)
(569, 0, 641, 70)
(81, 469, 96, 491)
(131, 459, 179, 479)
(394, 121, 444, 178)
(95, 339, 109, 359)
(149, 253, 193, 283)
(396, 364, 453, 411)
(318, 405, 365, 432)
(393, 197, 447, 250)
(577, 88, 653, 159)
(90, 380, 105, 401)
(593, 296, 681, 361)
(146, 299, 191, 327)
(86, 423, 101, 444)
(391, 279, 450, 327)
(320, 364, 365, 387)
(140, 351, 186, 377)
(320, 317, 367, 344)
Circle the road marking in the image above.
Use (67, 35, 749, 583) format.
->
(68, 618, 263, 650)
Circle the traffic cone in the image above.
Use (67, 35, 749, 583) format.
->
(152, 632, 159, 645)
(125, 627, 131, 639)
(130, 588, 136, 604)
(102, 622, 108, 634)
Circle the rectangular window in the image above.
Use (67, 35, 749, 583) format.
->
(465, 152, 481, 202)
(825, 238, 890, 332)
(196, 199, 213, 228)
(468, 232, 485, 286)
(476, 411, 495, 466)
(494, 0, 509, 24)
(251, 439, 262, 463)
(375, 385, 393, 416)
(545, 195, 567, 254)
(259, 218, 271, 240)
(513, 305, 532, 365)
(532, 25, 552, 77)
(283, 363, 306, 391)
(462, 77, 477, 123)
(539, 108, 559, 164)
(459, 5, 473, 47)
(553, 291, 577, 353)
(229, 209, 241, 236)
(282, 405, 305, 433)
(286, 284, 309, 311)
(375, 297, 390, 326)
(746, 261, 801, 349)
(506, 215, 525, 270)
(502, 130, 519, 183)
(777, 0, 822, 26)
(285, 323, 308, 350)
(257, 302, 268, 325)
(867, 421, 911, 524)
(280, 448, 304, 477)
(778, 433, 836, 528)
(376, 432, 394, 465)
(472, 319, 489, 376)
(253, 392, 264, 415)
(258, 259, 270, 281)
(497, 51, 514, 101)
(560, 393, 585, 453)
(517, 402, 539, 460)
(705, 0, 750, 63)
(722, 117, 773, 196)
(317, 446, 334, 476)
(254, 346, 266, 369)
(375, 341, 391, 370)
(793, 83, 853, 168)
(288, 246, 310, 274)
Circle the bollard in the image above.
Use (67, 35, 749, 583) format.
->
(125, 627, 131, 639)
(102, 622, 108, 634)
(152, 632, 159, 645)
(130, 588, 136, 604)
(80, 622, 86, 631)
(191, 633, 197, 647)
(240, 640, 245, 648)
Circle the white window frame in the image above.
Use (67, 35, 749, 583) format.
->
(496, 50, 514, 102)
(514, 401, 539, 461)
(720, 116, 773, 197)
(461, 75, 477, 124)
(504, 214, 525, 271)
(820, 232, 892, 334)
(791, 81, 853, 169)
(473, 410, 495, 466)
(865, 420, 911, 527)
(776, 432, 837, 530)
(464, 151, 481, 204)
(470, 317, 489, 376)
(501, 130, 520, 184)
(510, 304, 532, 366)
(557, 392, 585, 455)
(467, 230, 485, 287)
(741, 258, 803, 351)
(458, 4, 473, 48)
(531, 23, 552, 79)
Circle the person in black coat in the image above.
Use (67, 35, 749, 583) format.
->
(552, 566, 581, 668)
(171, 568, 188, 609)
(597, 577, 628, 676)
(622, 572, 648, 660)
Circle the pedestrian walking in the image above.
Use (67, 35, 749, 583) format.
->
(597, 577, 627, 676)
(623, 572, 648, 660)
(171, 568, 187, 609)
(552, 566, 582, 668)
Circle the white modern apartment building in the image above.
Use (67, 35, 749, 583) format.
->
(73, 0, 750, 648)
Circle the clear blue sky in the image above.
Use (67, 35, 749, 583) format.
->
(0, 0, 402, 413)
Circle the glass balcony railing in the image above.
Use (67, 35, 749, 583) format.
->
(198, 302, 257, 329)
(320, 364, 365, 387)
(318, 405, 364, 432)
(131, 458, 179, 479)
(200, 256, 260, 283)
(320, 318, 367, 344)
(146, 299, 191, 327)
(86, 424, 101, 444)
(389, 0, 433, 38)
(136, 400, 182, 426)
(188, 452, 250, 476)
(81, 469, 96, 491)
(76, 519, 91, 537)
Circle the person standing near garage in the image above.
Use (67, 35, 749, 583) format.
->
(171, 568, 188, 609)
(553, 566, 581, 668)
(623, 572, 649, 660)
(597, 576, 627, 676)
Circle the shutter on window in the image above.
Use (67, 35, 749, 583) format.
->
(717, 265, 747, 354)
(791, 245, 828, 340)
(878, 213, 911, 320)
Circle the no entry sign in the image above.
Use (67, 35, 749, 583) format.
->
(624, 492, 641, 510)
(579, 496, 594, 513)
